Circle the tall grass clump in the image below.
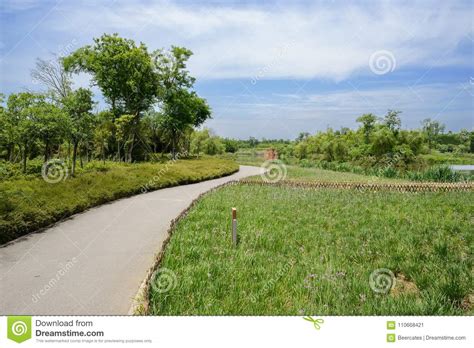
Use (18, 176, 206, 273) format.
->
(296, 159, 471, 183)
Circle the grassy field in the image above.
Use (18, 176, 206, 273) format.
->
(422, 151, 474, 165)
(236, 160, 409, 183)
(231, 150, 472, 182)
(276, 165, 407, 183)
(0, 158, 238, 245)
(149, 184, 473, 315)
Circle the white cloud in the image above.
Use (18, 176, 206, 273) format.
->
(0, 0, 42, 12)
(1, 0, 472, 138)
(43, 0, 473, 80)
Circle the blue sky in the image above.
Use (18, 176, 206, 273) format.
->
(1, 0, 473, 139)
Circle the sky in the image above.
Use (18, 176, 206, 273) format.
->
(0, 0, 473, 139)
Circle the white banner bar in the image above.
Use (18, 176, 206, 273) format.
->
(0, 316, 471, 347)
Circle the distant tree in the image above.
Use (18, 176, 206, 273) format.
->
(356, 113, 377, 143)
(202, 136, 224, 155)
(294, 141, 307, 159)
(31, 57, 72, 101)
(248, 136, 259, 147)
(296, 132, 310, 142)
(222, 138, 238, 153)
(339, 127, 351, 135)
(470, 132, 474, 153)
(190, 129, 210, 157)
(383, 110, 402, 134)
(421, 118, 445, 149)
(371, 127, 396, 156)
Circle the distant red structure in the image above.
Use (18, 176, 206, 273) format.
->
(264, 148, 278, 160)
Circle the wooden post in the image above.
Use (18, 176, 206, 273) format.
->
(232, 207, 237, 247)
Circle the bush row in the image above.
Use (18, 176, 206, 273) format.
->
(0, 158, 238, 245)
(296, 159, 471, 183)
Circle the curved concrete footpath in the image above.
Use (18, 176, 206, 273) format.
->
(0, 165, 262, 315)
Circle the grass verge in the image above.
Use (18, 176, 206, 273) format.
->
(149, 184, 472, 315)
(283, 165, 407, 183)
(0, 158, 238, 245)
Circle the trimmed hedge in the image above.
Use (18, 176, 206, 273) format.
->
(0, 158, 238, 245)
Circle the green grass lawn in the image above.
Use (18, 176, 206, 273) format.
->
(149, 184, 473, 315)
(281, 165, 407, 183)
(422, 151, 474, 165)
(0, 158, 238, 245)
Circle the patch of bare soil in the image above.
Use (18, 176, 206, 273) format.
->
(390, 273, 420, 297)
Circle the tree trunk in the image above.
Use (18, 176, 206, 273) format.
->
(127, 113, 140, 163)
(171, 130, 176, 160)
(127, 133, 135, 163)
(67, 141, 71, 161)
(72, 141, 78, 176)
(44, 140, 49, 162)
(117, 142, 121, 162)
(7, 144, 13, 162)
(22, 144, 27, 173)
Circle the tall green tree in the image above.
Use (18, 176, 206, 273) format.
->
(421, 118, 445, 149)
(34, 98, 69, 162)
(153, 47, 211, 158)
(0, 93, 16, 161)
(64, 34, 159, 161)
(93, 111, 114, 164)
(115, 114, 136, 162)
(159, 90, 211, 158)
(6, 93, 39, 172)
(63, 88, 95, 175)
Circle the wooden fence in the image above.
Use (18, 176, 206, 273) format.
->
(239, 179, 473, 192)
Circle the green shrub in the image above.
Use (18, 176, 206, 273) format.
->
(84, 161, 111, 173)
(298, 159, 470, 183)
(0, 158, 238, 245)
(407, 165, 466, 182)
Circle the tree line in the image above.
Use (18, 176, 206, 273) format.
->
(0, 34, 211, 175)
(290, 111, 473, 168)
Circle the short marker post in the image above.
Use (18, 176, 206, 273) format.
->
(232, 207, 237, 247)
